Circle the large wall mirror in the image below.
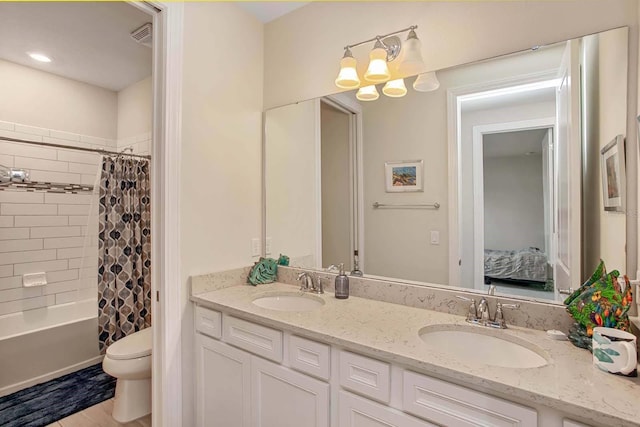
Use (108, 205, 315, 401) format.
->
(264, 27, 630, 304)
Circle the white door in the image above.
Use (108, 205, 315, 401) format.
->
(252, 356, 330, 427)
(554, 39, 582, 297)
(338, 391, 436, 427)
(195, 335, 251, 427)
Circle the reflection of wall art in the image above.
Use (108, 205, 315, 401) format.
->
(385, 160, 423, 192)
(600, 135, 625, 212)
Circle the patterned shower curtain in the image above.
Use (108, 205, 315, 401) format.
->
(97, 156, 151, 353)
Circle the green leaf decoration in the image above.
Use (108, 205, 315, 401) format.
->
(603, 348, 620, 356)
(277, 254, 290, 266)
(593, 333, 611, 345)
(247, 258, 278, 286)
(594, 348, 614, 363)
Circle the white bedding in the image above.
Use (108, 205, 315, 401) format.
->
(484, 247, 548, 282)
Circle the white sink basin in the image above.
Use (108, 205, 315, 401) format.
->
(419, 325, 548, 369)
(252, 292, 325, 312)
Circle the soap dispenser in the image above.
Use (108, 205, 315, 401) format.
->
(335, 263, 349, 299)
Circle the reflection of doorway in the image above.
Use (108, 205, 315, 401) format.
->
(476, 123, 555, 300)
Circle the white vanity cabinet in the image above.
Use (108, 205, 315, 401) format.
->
(194, 304, 592, 427)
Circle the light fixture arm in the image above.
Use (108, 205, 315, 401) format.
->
(343, 25, 417, 50)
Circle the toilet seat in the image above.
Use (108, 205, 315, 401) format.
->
(106, 327, 152, 360)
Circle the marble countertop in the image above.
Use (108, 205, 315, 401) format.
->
(192, 282, 640, 427)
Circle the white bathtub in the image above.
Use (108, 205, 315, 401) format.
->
(0, 298, 102, 397)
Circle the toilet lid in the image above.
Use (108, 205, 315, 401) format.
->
(106, 327, 152, 360)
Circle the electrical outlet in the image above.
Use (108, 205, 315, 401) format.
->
(266, 237, 272, 255)
(251, 238, 260, 257)
(430, 230, 440, 245)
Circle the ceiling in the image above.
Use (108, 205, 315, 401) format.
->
(0, 2, 152, 92)
(483, 128, 549, 158)
(237, 2, 309, 23)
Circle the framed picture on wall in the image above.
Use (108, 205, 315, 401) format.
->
(600, 134, 626, 212)
(385, 160, 423, 192)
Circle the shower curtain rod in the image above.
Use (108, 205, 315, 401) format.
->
(0, 136, 152, 160)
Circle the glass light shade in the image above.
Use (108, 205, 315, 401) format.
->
(356, 85, 379, 101)
(364, 47, 391, 83)
(382, 79, 407, 98)
(335, 56, 360, 89)
(399, 36, 425, 76)
(413, 71, 440, 92)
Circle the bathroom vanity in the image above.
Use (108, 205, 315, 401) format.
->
(191, 281, 640, 427)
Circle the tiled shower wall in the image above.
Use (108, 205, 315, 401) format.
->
(0, 120, 149, 317)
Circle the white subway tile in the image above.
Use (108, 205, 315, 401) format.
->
(80, 135, 113, 147)
(43, 279, 79, 295)
(0, 286, 43, 303)
(77, 276, 98, 289)
(0, 294, 55, 315)
(70, 256, 98, 269)
(30, 226, 81, 238)
(49, 130, 81, 142)
(0, 276, 21, 291)
(44, 193, 93, 205)
(81, 174, 98, 186)
(0, 265, 13, 277)
(68, 216, 88, 226)
(0, 191, 44, 204)
(55, 290, 78, 304)
(47, 269, 79, 283)
(0, 129, 43, 142)
(57, 247, 84, 259)
(0, 228, 29, 240)
(43, 237, 84, 249)
(0, 154, 13, 167)
(77, 288, 97, 300)
(68, 162, 98, 175)
(58, 204, 90, 215)
(136, 132, 152, 143)
(0, 249, 57, 265)
(1, 204, 57, 215)
(14, 156, 69, 173)
(0, 141, 56, 160)
(14, 124, 49, 137)
(0, 121, 15, 131)
(15, 216, 68, 227)
(0, 239, 43, 253)
(57, 150, 100, 165)
(0, 216, 13, 227)
(29, 170, 81, 185)
(13, 259, 68, 275)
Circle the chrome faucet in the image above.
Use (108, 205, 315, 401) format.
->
(296, 272, 324, 294)
(456, 294, 520, 329)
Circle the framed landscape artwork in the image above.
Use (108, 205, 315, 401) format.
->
(600, 134, 625, 212)
(385, 160, 423, 193)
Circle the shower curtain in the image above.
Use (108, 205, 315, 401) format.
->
(97, 156, 151, 353)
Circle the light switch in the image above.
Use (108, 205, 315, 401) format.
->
(430, 230, 440, 245)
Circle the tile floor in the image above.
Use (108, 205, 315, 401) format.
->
(46, 399, 151, 427)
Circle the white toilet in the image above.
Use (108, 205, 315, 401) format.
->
(102, 327, 152, 423)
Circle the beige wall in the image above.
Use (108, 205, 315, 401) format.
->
(179, 3, 263, 425)
(264, 0, 638, 109)
(0, 59, 117, 139)
(117, 76, 152, 141)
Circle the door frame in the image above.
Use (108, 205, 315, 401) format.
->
(446, 70, 559, 288)
(471, 118, 556, 291)
(128, 2, 184, 426)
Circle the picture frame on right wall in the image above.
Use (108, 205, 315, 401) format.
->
(600, 134, 626, 212)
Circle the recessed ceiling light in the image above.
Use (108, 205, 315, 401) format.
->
(28, 52, 52, 63)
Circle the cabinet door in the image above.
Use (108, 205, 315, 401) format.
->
(196, 334, 251, 427)
(252, 355, 329, 427)
(339, 391, 436, 427)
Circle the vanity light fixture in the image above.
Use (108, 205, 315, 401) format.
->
(335, 25, 425, 101)
(28, 52, 52, 63)
(382, 79, 407, 98)
(356, 85, 380, 101)
(413, 71, 440, 92)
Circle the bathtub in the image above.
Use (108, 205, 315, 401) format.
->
(0, 298, 102, 397)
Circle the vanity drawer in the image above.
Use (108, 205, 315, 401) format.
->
(222, 315, 283, 363)
(288, 335, 330, 381)
(194, 305, 222, 339)
(339, 350, 390, 404)
(403, 371, 537, 427)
